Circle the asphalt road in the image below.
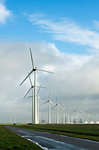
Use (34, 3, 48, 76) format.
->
(5, 126, 99, 150)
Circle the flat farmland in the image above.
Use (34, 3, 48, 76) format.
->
(17, 124, 99, 141)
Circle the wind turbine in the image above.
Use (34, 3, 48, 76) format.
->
(51, 98, 61, 124)
(75, 108, 80, 124)
(65, 106, 70, 124)
(20, 48, 53, 124)
(69, 107, 74, 124)
(60, 103, 65, 124)
(42, 93, 54, 124)
(79, 111, 85, 124)
(70, 107, 77, 124)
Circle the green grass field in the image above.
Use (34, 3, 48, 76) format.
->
(0, 126, 42, 150)
(16, 124, 99, 141)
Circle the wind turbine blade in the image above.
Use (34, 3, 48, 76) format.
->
(37, 68, 54, 74)
(37, 85, 41, 94)
(42, 100, 48, 105)
(66, 106, 69, 110)
(50, 101, 55, 106)
(37, 85, 46, 94)
(27, 96, 33, 98)
(37, 85, 44, 88)
(36, 94, 39, 98)
(30, 48, 34, 68)
(37, 95, 44, 102)
(29, 75, 32, 86)
(51, 105, 56, 110)
(49, 92, 50, 98)
(56, 97, 58, 103)
(20, 69, 33, 86)
(24, 87, 32, 98)
(38, 86, 46, 88)
(59, 103, 64, 108)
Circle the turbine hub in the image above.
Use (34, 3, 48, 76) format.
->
(33, 68, 36, 71)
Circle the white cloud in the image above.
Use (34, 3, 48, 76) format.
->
(0, 1, 11, 24)
(0, 42, 99, 122)
(29, 14, 99, 52)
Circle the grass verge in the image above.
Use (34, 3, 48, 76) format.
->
(16, 124, 99, 142)
(0, 126, 42, 150)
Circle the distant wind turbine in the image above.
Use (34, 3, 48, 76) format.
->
(60, 103, 65, 124)
(51, 97, 61, 124)
(65, 106, 70, 124)
(42, 93, 54, 124)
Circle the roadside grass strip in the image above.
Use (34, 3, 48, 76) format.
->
(17, 124, 99, 142)
(0, 126, 42, 150)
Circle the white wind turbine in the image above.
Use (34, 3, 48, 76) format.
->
(42, 93, 54, 124)
(79, 110, 85, 124)
(75, 108, 79, 124)
(60, 103, 65, 124)
(37, 94, 45, 123)
(65, 106, 70, 124)
(70, 107, 76, 124)
(20, 48, 53, 124)
(69, 107, 74, 124)
(51, 98, 61, 124)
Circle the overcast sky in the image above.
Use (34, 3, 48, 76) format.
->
(0, 0, 99, 123)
